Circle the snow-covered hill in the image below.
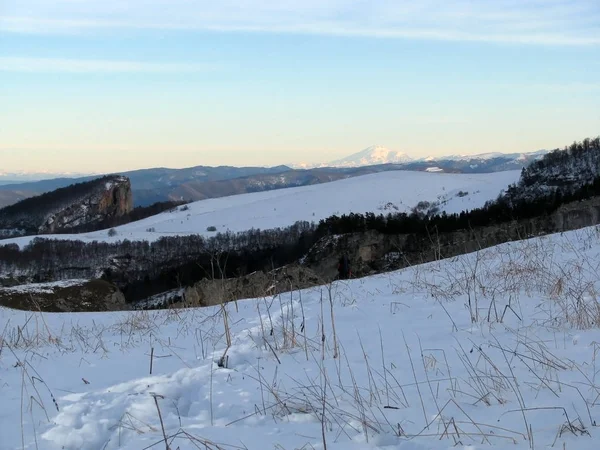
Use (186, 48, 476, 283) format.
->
(3, 225, 600, 449)
(0, 170, 520, 248)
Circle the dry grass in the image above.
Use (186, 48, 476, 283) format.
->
(4, 226, 600, 449)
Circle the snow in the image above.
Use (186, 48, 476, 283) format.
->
(0, 170, 520, 248)
(3, 226, 600, 449)
(422, 150, 548, 163)
(291, 148, 549, 169)
(0, 279, 88, 294)
(328, 145, 414, 167)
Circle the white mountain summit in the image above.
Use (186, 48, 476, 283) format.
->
(327, 145, 413, 167)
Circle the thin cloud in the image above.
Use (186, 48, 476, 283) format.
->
(1, 0, 599, 45)
(0, 57, 217, 73)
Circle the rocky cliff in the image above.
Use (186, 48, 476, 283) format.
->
(39, 177, 133, 233)
(0, 175, 133, 236)
(0, 279, 126, 312)
(302, 196, 600, 280)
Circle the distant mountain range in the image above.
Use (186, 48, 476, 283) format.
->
(0, 165, 291, 208)
(0, 171, 95, 184)
(291, 145, 548, 169)
(0, 165, 405, 209)
(0, 146, 549, 209)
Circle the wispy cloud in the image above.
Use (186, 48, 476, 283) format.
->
(0, 57, 215, 73)
(1, 0, 599, 45)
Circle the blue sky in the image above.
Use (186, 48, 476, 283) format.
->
(1, 0, 599, 173)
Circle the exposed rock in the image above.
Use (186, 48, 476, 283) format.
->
(302, 196, 600, 279)
(0, 279, 126, 312)
(39, 177, 133, 233)
(0, 175, 133, 236)
(140, 265, 323, 309)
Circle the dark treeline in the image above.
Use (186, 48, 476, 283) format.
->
(316, 176, 600, 238)
(0, 221, 317, 301)
(317, 137, 600, 238)
(1, 136, 599, 303)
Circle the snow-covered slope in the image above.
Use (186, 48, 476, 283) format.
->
(3, 225, 600, 449)
(0, 170, 520, 248)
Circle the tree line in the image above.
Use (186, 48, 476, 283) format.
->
(1, 136, 599, 302)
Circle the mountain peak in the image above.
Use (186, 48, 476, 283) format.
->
(328, 145, 413, 168)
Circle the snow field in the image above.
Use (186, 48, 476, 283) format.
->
(2, 225, 600, 449)
(0, 170, 520, 248)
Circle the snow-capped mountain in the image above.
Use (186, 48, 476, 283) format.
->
(292, 146, 549, 171)
(327, 145, 413, 167)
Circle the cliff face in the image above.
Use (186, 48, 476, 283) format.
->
(302, 196, 600, 280)
(39, 177, 133, 233)
(0, 279, 126, 312)
(0, 176, 133, 236)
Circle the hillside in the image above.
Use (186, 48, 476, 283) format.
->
(0, 175, 133, 236)
(0, 189, 33, 208)
(0, 147, 548, 209)
(159, 167, 387, 204)
(401, 151, 548, 173)
(2, 225, 600, 449)
(0, 165, 293, 207)
(0, 170, 520, 247)
(509, 137, 600, 203)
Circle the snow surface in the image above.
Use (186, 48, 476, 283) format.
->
(0, 170, 520, 248)
(3, 226, 600, 449)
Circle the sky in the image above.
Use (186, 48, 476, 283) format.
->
(1, 0, 599, 173)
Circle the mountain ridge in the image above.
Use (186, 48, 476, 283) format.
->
(0, 147, 549, 209)
(291, 145, 549, 169)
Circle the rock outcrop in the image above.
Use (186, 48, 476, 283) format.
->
(0, 279, 126, 312)
(132, 265, 323, 309)
(39, 177, 133, 233)
(183, 265, 322, 308)
(0, 175, 133, 236)
(302, 196, 600, 280)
